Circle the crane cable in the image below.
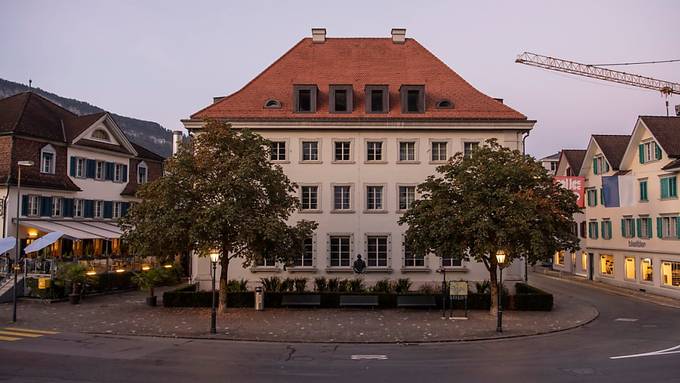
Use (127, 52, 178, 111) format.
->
(588, 58, 680, 67)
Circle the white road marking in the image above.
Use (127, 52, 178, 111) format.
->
(610, 344, 680, 360)
(614, 318, 638, 322)
(351, 355, 388, 360)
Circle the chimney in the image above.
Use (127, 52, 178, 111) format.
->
(312, 28, 326, 43)
(172, 130, 183, 155)
(391, 28, 406, 44)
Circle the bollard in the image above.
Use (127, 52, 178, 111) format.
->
(255, 286, 264, 311)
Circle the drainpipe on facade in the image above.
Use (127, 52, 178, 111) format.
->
(522, 130, 530, 283)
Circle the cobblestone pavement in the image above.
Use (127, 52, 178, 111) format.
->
(0, 284, 598, 343)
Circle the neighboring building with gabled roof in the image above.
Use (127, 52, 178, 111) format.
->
(184, 28, 535, 289)
(540, 152, 561, 175)
(0, 91, 165, 266)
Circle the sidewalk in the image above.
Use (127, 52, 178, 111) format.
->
(535, 268, 680, 309)
(0, 285, 598, 343)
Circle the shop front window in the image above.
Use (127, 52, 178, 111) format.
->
(661, 261, 680, 287)
(625, 257, 636, 280)
(641, 258, 653, 282)
(600, 254, 614, 275)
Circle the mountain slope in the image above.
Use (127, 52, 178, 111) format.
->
(0, 78, 172, 157)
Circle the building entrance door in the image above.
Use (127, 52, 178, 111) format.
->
(588, 253, 594, 280)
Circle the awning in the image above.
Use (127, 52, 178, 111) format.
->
(78, 222, 123, 239)
(0, 237, 16, 254)
(58, 221, 122, 240)
(24, 231, 64, 253)
(20, 220, 105, 240)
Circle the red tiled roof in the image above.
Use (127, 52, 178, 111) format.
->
(192, 38, 527, 121)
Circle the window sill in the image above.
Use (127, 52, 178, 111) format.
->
(659, 197, 679, 201)
(325, 267, 353, 273)
(363, 210, 388, 214)
(401, 267, 431, 273)
(287, 267, 317, 273)
(331, 160, 355, 164)
(300, 209, 323, 214)
(250, 266, 281, 273)
(299, 160, 323, 164)
(599, 273, 615, 278)
(364, 161, 388, 165)
(364, 267, 393, 273)
(270, 160, 290, 164)
(396, 161, 420, 165)
(428, 161, 447, 165)
(438, 267, 469, 273)
(331, 209, 355, 214)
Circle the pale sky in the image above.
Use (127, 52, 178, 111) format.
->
(2, 0, 679, 158)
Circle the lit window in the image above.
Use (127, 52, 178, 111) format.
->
(301, 141, 318, 161)
(366, 236, 388, 267)
(625, 257, 636, 280)
(600, 254, 614, 275)
(270, 141, 286, 161)
(366, 141, 383, 161)
(137, 162, 148, 184)
(300, 186, 318, 210)
(398, 186, 415, 210)
(366, 186, 383, 210)
(431, 142, 447, 162)
(555, 251, 565, 265)
(399, 141, 416, 161)
(40, 145, 56, 174)
(641, 258, 653, 282)
(581, 252, 588, 272)
(329, 236, 351, 267)
(661, 261, 680, 287)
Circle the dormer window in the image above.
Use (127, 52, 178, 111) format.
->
(365, 85, 389, 114)
(436, 99, 453, 109)
(40, 144, 56, 174)
(329, 85, 353, 113)
(401, 85, 425, 113)
(639, 140, 662, 164)
(92, 129, 110, 142)
(592, 155, 609, 175)
(137, 161, 148, 184)
(264, 99, 281, 109)
(293, 85, 317, 113)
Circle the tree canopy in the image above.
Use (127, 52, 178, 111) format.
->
(120, 121, 317, 311)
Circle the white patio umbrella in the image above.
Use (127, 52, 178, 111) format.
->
(0, 237, 16, 254)
(24, 231, 64, 254)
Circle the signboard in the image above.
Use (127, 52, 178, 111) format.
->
(554, 176, 586, 208)
(450, 281, 468, 297)
(38, 277, 51, 289)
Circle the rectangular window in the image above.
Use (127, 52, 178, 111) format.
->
(137, 166, 148, 184)
(334, 141, 351, 161)
(330, 85, 352, 113)
(639, 141, 661, 163)
(638, 217, 652, 239)
(301, 186, 318, 210)
(401, 85, 424, 113)
(112, 202, 122, 219)
(333, 186, 351, 210)
(442, 255, 462, 268)
(431, 142, 448, 162)
(293, 238, 314, 267)
(581, 252, 588, 272)
(600, 254, 614, 275)
(255, 254, 276, 267)
(625, 257, 636, 280)
(366, 85, 388, 113)
(51, 197, 62, 217)
(73, 199, 84, 218)
(41, 152, 54, 174)
(270, 141, 286, 161)
(330, 236, 351, 267)
(463, 142, 479, 159)
(95, 161, 105, 180)
(366, 236, 388, 267)
(588, 221, 599, 239)
(398, 186, 415, 210)
(586, 189, 598, 207)
(399, 141, 416, 161)
(366, 141, 383, 161)
(555, 251, 565, 265)
(301, 141, 319, 161)
(601, 220, 612, 240)
(639, 179, 648, 201)
(660, 216, 679, 239)
(94, 200, 104, 219)
(404, 244, 424, 267)
(75, 158, 85, 178)
(27, 195, 39, 217)
(593, 155, 609, 175)
(621, 217, 635, 238)
(660, 176, 678, 199)
(113, 164, 124, 182)
(366, 186, 384, 210)
(661, 261, 680, 287)
(294, 86, 316, 113)
(641, 258, 653, 282)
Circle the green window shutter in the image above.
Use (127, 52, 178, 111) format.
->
(621, 219, 626, 237)
(675, 217, 680, 239)
(671, 177, 678, 198)
(600, 189, 605, 205)
(639, 144, 645, 164)
(655, 143, 662, 160)
(656, 217, 663, 238)
(593, 158, 598, 175)
(647, 218, 653, 239)
(609, 221, 613, 238)
(600, 221, 605, 238)
(661, 178, 669, 199)
(640, 181, 648, 201)
(636, 218, 642, 238)
(594, 189, 598, 206)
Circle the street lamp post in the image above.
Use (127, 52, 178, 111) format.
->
(495, 249, 507, 333)
(13, 160, 34, 323)
(209, 249, 220, 334)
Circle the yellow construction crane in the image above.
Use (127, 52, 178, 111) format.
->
(515, 52, 680, 116)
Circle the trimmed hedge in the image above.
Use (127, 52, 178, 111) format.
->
(512, 283, 553, 311)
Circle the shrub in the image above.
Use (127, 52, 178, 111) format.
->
(226, 279, 248, 293)
(260, 276, 281, 292)
(394, 278, 412, 293)
(475, 280, 490, 294)
(279, 278, 295, 292)
(314, 277, 327, 292)
(338, 279, 349, 293)
(293, 278, 307, 293)
(513, 283, 553, 311)
(418, 282, 441, 294)
(327, 278, 339, 292)
(371, 279, 392, 293)
(348, 278, 365, 293)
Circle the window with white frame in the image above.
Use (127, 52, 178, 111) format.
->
(301, 186, 319, 210)
(270, 141, 286, 161)
(640, 140, 661, 163)
(301, 141, 319, 161)
(75, 157, 85, 178)
(91, 129, 110, 142)
(399, 141, 416, 162)
(660, 216, 679, 239)
(366, 141, 383, 161)
(442, 254, 462, 267)
(431, 141, 447, 162)
(329, 236, 351, 267)
(366, 235, 388, 267)
(334, 141, 351, 161)
(112, 202, 122, 219)
(333, 185, 351, 210)
(622, 217, 635, 238)
(404, 244, 424, 267)
(593, 155, 609, 175)
(586, 189, 598, 207)
(255, 253, 276, 267)
(74, 199, 84, 218)
(52, 197, 62, 217)
(463, 141, 479, 159)
(95, 161, 105, 180)
(94, 200, 104, 219)
(27, 195, 39, 217)
(366, 186, 384, 210)
(398, 186, 415, 210)
(40, 145, 56, 174)
(293, 237, 314, 267)
(113, 164, 124, 182)
(137, 162, 148, 184)
(588, 221, 599, 239)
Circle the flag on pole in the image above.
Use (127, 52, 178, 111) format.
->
(602, 175, 635, 207)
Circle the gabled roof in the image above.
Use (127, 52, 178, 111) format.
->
(0, 92, 72, 141)
(559, 149, 586, 173)
(639, 116, 680, 157)
(64, 112, 108, 142)
(540, 152, 560, 161)
(592, 135, 631, 170)
(131, 142, 165, 162)
(191, 37, 528, 122)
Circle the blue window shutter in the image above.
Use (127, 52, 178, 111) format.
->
(638, 144, 644, 164)
(86, 159, 96, 178)
(656, 217, 663, 238)
(592, 158, 598, 175)
(655, 143, 662, 160)
(121, 202, 130, 217)
(122, 165, 128, 182)
(103, 201, 113, 219)
(105, 162, 114, 181)
(63, 198, 74, 217)
(40, 197, 52, 217)
(70, 157, 77, 177)
(84, 200, 94, 218)
(21, 195, 29, 216)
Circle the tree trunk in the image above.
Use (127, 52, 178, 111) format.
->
(488, 263, 499, 316)
(218, 256, 230, 313)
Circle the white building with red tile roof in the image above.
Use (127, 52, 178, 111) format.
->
(184, 29, 535, 289)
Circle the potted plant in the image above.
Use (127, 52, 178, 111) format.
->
(57, 263, 88, 304)
(132, 268, 163, 306)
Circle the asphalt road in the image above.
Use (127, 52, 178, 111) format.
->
(0, 273, 678, 383)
